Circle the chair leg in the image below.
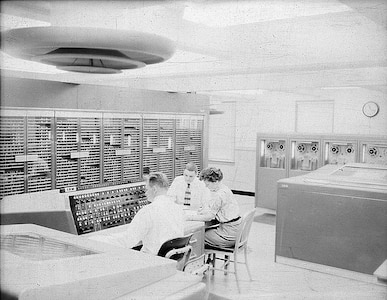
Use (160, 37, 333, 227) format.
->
(205, 253, 212, 265)
(244, 247, 252, 281)
(211, 253, 216, 275)
(224, 255, 230, 275)
(205, 269, 210, 299)
(234, 252, 241, 293)
(234, 252, 239, 280)
(205, 253, 214, 276)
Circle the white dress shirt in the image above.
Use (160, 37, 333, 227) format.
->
(167, 176, 211, 210)
(89, 194, 185, 255)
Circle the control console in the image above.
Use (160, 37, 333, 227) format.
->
(0, 181, 149, 236)
(69, 183, 148, 235)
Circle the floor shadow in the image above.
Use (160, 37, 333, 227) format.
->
(253, 213, 276, 226)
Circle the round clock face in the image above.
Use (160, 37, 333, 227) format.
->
(362, 101, 379, 118)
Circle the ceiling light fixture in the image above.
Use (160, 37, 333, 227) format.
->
(2, 26, 176, 74)
(320, 86, 361, 90)
(31, 48, 146, 74)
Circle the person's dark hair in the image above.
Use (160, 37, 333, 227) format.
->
(143, 166, 150, 175)
(185, 162, 198, 173)
(199, 167, 223, 182)
(147, 172, 169, 188)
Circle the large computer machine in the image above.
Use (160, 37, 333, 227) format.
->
(0, 180, 204, 259)
(275, 163, 387, 276)
(256, 133, 387, 210)
(0, 181, 149, 235)
(1, 223, 206, 300)
(1, 181, 207, 299)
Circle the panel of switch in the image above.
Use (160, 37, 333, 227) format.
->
(69, 182, 148, 235)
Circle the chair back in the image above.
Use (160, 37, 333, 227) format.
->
(234, 209, 256, 251)
(157, 233, 193, 261)
(165, 245, 193, 271)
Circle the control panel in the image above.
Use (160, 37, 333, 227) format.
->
(324, 141, 357, 165)
(361, 143, 387, 165)
(291, 141, 320, 171)
(260, 139, 286, 169)
(69, 182, 148, 235)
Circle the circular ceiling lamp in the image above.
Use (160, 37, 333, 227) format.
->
(2, 26, 176, 74)
(32, 48, 146, 74)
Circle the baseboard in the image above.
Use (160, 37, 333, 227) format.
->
(276, 256, 386, 286)
(231, 190, 255, 196)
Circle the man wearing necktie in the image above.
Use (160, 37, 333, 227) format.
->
(168, 162, 211, 210)
(184, 183, 191, 206)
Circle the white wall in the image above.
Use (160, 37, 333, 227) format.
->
(209, 89, 387, 192)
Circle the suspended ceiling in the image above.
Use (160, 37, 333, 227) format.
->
(1, 0, 386, 101)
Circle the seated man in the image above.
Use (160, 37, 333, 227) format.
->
(89, 172, 185, 255)
(168, 162, 211, 211)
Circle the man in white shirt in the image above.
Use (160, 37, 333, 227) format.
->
(168, 162, 211, 210)
(89, 172, 185, 255)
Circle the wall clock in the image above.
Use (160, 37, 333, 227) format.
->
(362, 101, 379, 118)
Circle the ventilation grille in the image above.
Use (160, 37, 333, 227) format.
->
(1, 233, 97, 261)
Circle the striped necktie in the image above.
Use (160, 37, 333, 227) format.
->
(184, 183, 191, 206)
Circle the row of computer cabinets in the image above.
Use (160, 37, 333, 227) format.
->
(0, 108, 206, 199)
(255, 133, 387, 210)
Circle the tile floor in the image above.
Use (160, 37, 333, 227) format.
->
(205, 195, 387, 300)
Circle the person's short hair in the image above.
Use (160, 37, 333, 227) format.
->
(147, 172, 169, 188)
(143, 166, 150, 175)
(199, 167, 223, 182)
(185, 162, 198, 173)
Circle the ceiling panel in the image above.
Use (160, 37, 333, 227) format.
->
(0, 0, 386, 100)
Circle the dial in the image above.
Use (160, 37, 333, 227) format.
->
(362, 101, 379, 118)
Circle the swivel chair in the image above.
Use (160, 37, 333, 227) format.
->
(157, 234, 193, 271)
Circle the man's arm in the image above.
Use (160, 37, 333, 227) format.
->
(186, 210, 215, 222)
(167, 178, 180, 203)
(188, 190, 223, 222)
(88, 209, 150, 249)
(115, 209, 150, 248)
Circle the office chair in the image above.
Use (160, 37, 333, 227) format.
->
(204, 208, 256, 292)
(157, 234, 193, 271)
(183, 254, 211, 299)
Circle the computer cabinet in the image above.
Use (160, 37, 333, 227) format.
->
(289, 137, 321, 178)
(359, 137, 387, 165)
(323, 138, 357, 165)
(0, 108, 206, 199)
(142, 114, 205, 182)
(0, 109, 54, 198)
(55, 111, 104, 190)
(276, 164, 387, 275)
(121, 115, 142, 182)
(102, 113, 142, 184)
(175, 115, 204, 177)
(142, 114, 175, 183)
(255, 135, 288, 210)
(256, 133, 387, 210)
(26, 111, 54, 193)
